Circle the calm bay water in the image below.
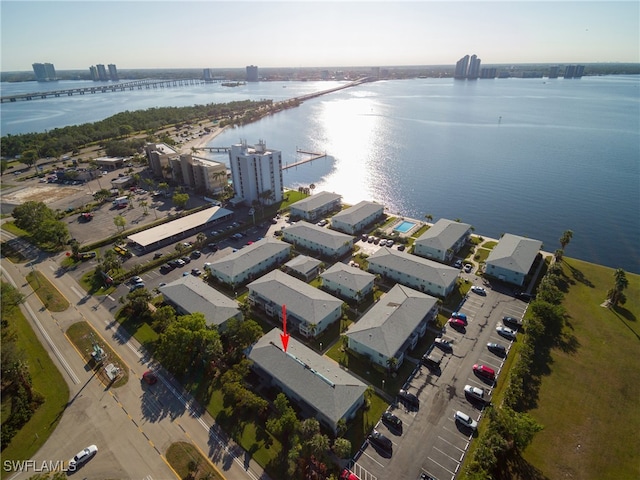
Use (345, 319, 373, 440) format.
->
(2, 76, 639, 273)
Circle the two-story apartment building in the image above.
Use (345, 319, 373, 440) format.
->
(413, 219, 472, 263)
(205, 238, 291, 288)
(246, 328, 367, 434)
(330, 201, 385, 235)
(367, 247, 459, 297)
(289, 191, 342, 222)
(247, 270, 343, 337)
(345, 284, 439, 369)
(485, 234, 542, 286)
(320, 262, 375, 302)
(282, 221, 354, 259)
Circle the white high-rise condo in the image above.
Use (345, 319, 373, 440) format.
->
(229, 140, 283, 207)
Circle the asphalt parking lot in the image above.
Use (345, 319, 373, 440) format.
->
(351, 286, 529, 480)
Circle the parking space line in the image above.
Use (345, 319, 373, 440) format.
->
(361, 450, 385, 468)
(427, 456, 456, 476)
(437, 436, 466, 453)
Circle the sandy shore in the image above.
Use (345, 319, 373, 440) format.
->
(179, 125, 229, 154)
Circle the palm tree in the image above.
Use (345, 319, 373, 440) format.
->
(138, 200, 149, 215)
(386, 356, 398, 374)
(554, 249, 564, 262)
(424, 213, 433, 224)
(559, 230, 573, 249)
(614, 268, 629, 292)
(309, 183, 316, 194)
(606, 268, 629, 308)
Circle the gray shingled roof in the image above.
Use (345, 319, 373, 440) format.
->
(285, 255, 322, 276)
(332, 201, 383, 225)
(246, 328, 367, 427)
(283, 221, 353, 251)
(346, 284, 437, 358)
(248, 270, 343, 324)
(368, 247, 459, 288)
(159, 275, 240, 326)
(415, 219, 471, 252)
(486, 234, 542, 274)
(208, 237, 290, 278)
(321, 262, 376, 292)
(290, 191, 341, 213)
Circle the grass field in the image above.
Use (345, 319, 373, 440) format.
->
(165, 441, 225, 480)
(26, 270, 70, 312)
(522, 258, 640, 479)
(1, 301, 69, 480)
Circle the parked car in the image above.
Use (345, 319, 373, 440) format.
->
(340, 469, 360, 480)
(68, 444, 98, 470)
(191, 250, 202, 258)
(368, 430, 393, 453)
(397, 244, 406, 251)
(473, 364, 496, 381)
(153, 252, 164, 260)
(419, 474, 438, 480)
(142, 371, 158, 385)
(434, 337, 453, 351)
(397, 389, 419, 409)
(454, 260, 463, 269)
(471, 286, 486, 295)
(361, 234, 369, 241)
(382, 411, 402, 430)
(160, 263, 174, 273)
(464, 385, 486, 403)
(464, 263, 473, 273)
(129, 283, 145, 292)
(487, 342, 507, 356)
(451, 311, 468, 322)
(191, 268, 202, 276)
(130, 276, 143, 284)
(175, 259, 186, 267)
(367, 236, 375, 243)
(496, 326, 517, 340)
(515, 291, 535, 302)
(181, 256, 191, 264)
(421, 352, 442, 370)
(454, 411, 478, 430)
(448, 317, 466, 329)
(502, 316, 523, 328)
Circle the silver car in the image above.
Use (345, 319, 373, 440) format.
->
(454, 411, 478, 430)
(496, 325, 517, 340)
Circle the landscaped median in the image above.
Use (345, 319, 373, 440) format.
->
(26, 270, 70, 312)
(66, 321, 129, 388)
(166, 442, 225, 480)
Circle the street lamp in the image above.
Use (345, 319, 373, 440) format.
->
(320, 342, 323, 352)
(382, 379, 385, 390)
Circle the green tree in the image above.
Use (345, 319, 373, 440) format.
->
(559, 230, 573, 249)
(94, 188, 112, 203)
(151, 305, 176, 333)
(124, 288, 153, 316)
(299, 418, 320, 440)
(0, 281, 25, 317)
(332, 437, 352, 458)
(12, 201, 55, 233)
(114, 215, 126, 232)
(607, 268, 629, 307)
(307, 433, 330, 458)
(21, 149, 39, 172)
(172, 192, 189, 209)
(386, 356, 398, 373)
(139, 200, 149, 215)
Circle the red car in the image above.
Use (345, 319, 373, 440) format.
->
(340, 469, 360, 480)
(473, 364, 496, 381)
(142, 371, 158, 385)
(448, 317, 466, 329)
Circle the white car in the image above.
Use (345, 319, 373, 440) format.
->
(464, 384, 486, 402)
(471, 285, 486, 295)
(454, 411, 478, 430)
(69, 444, 98, 469)
(496, 325, 517, 340)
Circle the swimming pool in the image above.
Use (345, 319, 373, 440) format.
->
(394, 220, 416, 233)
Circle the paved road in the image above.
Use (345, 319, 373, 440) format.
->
(0, 248, 270, 480)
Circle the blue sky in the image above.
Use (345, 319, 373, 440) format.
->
(1, 1, 638, 71)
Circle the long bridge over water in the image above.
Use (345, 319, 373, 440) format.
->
(0, 78, 205, 103)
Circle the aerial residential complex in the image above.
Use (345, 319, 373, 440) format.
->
(32, 62, 57, 81)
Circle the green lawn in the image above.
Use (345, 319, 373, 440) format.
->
(521, 259, 640, 479)
(1, 303, 69, 479)
(166, 441, 225, 480)
(26, 270, 70, 312)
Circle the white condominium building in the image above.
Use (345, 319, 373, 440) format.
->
(229, 140, 283, 206)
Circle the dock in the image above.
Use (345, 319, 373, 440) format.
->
(282, 149, 328, 170)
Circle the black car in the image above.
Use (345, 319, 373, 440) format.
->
(191, 250, 202, 258)
(153, 252, 163, 260)
(161, 263, 176, 273)
(368, 431, 393, 453)
(487, 342, 507, 356)
(397, 244, 406, 251)
(181, 256, 191, 264)
(207, 243, 218, 252)
(502, 316, 523, 328)
(515, 291, 535, 302)
(168, 259, 180, 268)
(397, 389, 419, 409)
(382, 411, 402, 430)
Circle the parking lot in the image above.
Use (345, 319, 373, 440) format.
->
(352, 286, 529, 480)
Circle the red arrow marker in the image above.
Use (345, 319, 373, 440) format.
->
(280, 304, 290, 352)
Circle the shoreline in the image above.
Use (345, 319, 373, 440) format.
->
(179, 124, 229, 153)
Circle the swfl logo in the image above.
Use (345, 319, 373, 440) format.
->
(3, 460, 69, 473)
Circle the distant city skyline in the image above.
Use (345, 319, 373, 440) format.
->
(1, 1, 638, 72)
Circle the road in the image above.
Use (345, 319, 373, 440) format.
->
(0, 241, 269, 480)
